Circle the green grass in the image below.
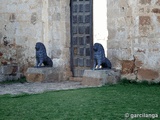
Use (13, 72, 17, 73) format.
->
(0, 81, 160, 120)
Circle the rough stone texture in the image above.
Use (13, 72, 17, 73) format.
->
(137, 68, 159, 80)
(1, 1, 160, 82)
(0, 0, 43, 67)
(107, 0, 160, 81)
(82, 69, 121, 86)
(0, 0, 72, 81)
(139, 0, 151, 5)
(0, 65, 22, 81)
(69, 77, 83, 82)
(26, 67, 66, 82)
(26, 73, 45, 82)
(121, 73, 137, 80)
(121, 60, 135, 74)
(82, 77, 103, 86)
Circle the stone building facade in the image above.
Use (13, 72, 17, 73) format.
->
(0, 0, 72, 81)
(108, 0, 160, 81)
(0, 0, 160, 82)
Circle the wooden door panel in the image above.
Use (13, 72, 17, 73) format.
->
(71, 0, 93, 77)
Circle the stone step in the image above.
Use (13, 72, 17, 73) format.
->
(82, 69, 121, 86)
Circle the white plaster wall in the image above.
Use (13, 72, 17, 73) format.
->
(93, 0, 108, 56)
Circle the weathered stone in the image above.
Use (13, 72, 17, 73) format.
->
(137, 68, 159, 80)
(0, 32, 3, 40)
(107, 1, 160, 81)
(139, 0, 151, 5)
(152, 8, 160, 14)
(0, 65, 22, 81)
(82, 69, 120, 86)
(0, 75, 7, 82)
(135, 59, 143, 68)
(0, 65, 18, 75)
(0, 52, 3, 57)
(63, 70, 73, 81)
(121, 60, 135, 74)
(5, 73, 22, 81)
(134, 55, 145, 67)
(9, 13, 16, 23)
(1, 61, 7, 66)
(26, 67, 63, 82)
(26, 73, 45, 82)
(31, 12, 37, 25)
(69, 77, 83, 82)
(82, 77, 102, 86)
(156, 0, 160, 5)
(119, 0, 128, 8)
(108, 28, 116, 39)
(140, 26, 152, 37)
(1, 0, 160, 82)
(0, 0, 72, 80)
(139, 16, 151, 26)
(121, 73, 137, 80)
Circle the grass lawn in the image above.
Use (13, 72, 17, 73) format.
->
(0, 81, 160, 120)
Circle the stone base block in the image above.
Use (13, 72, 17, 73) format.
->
(82, 69, 121, 86)
(26, 67, 61, 82)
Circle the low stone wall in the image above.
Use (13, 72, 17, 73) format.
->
(121, 60, 159, 82)
(0, 64, 22, 82)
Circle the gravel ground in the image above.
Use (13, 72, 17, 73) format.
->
(0, 81, 87, 95)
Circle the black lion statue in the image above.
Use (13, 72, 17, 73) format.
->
(93, 43, 112, 70)
(35, 42, 53, 68)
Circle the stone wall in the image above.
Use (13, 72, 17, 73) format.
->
(107, 0, 160, 81)
(2, 0, 160, 82)
(0, 0, 43, 72)
(0, 0, 72, 81)
(47, 0, 72, 80)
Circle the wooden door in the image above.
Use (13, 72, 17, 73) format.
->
(70, 0, 93, 77)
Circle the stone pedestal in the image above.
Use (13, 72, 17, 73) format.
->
(26, 67, 60, 82)
(82, 69, 121, 86)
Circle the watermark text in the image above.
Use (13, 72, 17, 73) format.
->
(125, 113, 159, 119)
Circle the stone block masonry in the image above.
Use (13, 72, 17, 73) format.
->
(0, 0, 72, 81)
(1, 0, 160, 82)
(107, 0, 160, 81)
(0, 64, 22, 82)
